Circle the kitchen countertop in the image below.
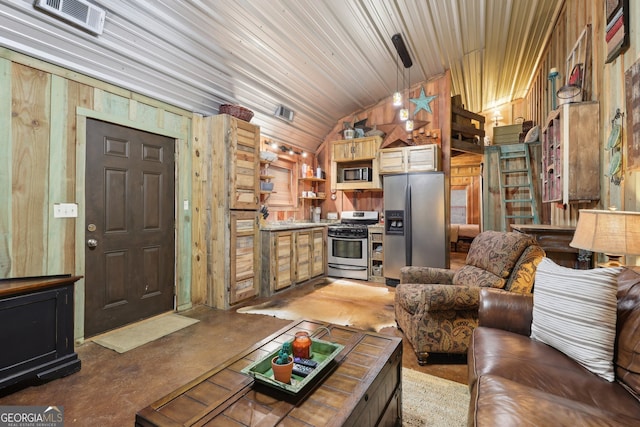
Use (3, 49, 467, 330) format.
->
(260, 221, 331, 231)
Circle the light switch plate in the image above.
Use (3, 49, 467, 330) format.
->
(54, 203, 78, 218)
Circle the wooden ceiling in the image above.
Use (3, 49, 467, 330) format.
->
(2, 0, 562, 153)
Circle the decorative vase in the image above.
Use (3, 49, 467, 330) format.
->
(292, 331, 312, 359)
(271, 356, 293, 383)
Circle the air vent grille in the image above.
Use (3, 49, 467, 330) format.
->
(35, 0, 106, 35)
(274, 105, 294, 122)
(60, 0, 89, 21)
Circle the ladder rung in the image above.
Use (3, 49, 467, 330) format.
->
(498, 143, 527, 152)
(505, 201, 534, 204)
(500, 154, 526, 160)
(502, 169, 529, 173)
(502, 183, 531, 188)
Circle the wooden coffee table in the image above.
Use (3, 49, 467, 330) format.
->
(135, 319, 402, 426)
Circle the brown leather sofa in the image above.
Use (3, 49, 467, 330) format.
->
(467, 268, 640, 426)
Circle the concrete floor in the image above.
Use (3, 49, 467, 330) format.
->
(0, 252, 469, 426)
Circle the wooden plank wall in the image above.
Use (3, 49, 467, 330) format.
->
(317, 71, 452, 219)
(0, 49, 194, 339)
(524, 1, 603, 226)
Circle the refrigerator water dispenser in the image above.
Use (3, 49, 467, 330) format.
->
(385, 210, 404, 235)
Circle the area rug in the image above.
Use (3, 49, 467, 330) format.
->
(92, 313, 199, 353)
(237, 279, 395, 332)
(402, 368, 469, 426)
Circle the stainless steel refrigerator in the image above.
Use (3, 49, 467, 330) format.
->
(383, 172, 447, 286)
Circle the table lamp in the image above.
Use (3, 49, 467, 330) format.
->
(569, 209, 640, 267)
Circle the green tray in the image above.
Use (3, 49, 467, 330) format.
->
(241, 338, 344, 394)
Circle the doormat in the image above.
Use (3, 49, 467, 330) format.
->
(402, 367, 469, 426)
(237, 279, 395, 332)
(92, 313, 199, 353)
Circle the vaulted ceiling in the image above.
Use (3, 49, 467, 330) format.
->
(1, 0, 562, 153)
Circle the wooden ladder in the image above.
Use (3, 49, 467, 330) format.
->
(498, 143, 540, 231)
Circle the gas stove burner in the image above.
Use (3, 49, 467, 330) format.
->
(327, 211, 379, 238)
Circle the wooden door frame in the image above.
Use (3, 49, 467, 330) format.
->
(74, 108, 189, 342)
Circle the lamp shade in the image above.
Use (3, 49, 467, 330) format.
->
(569, 209, 640, 256)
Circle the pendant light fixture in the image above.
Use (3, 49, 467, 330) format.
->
(405, 66, 414, 131)
(399, 64, 409, 121)
(400, 55, 411, 122)
(393, 49, 402, 106)
(392, 33, 412, 120)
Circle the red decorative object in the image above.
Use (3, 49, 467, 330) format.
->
(219, 104, 254, 122)
(292, 331, 312, 359)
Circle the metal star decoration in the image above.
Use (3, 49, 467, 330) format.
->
(410, 87, 437, 115)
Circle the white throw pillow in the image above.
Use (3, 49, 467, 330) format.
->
(530, 258, 622, 381)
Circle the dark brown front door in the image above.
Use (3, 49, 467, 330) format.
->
(84, 119, 175, 337)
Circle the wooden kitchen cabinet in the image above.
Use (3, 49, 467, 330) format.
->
(295, 230, 312, 282)
(202, 114, 261, 308)
(262, 231, 295, 292)
(332, 136, 379, 161)
(379, 144, 440, 174)
(261, 227, 326, 296)
(541, 101, 600, 204)
(331, 136, 383, 191)
(210, 114, 260, 210)
(228, 211, 260, 304)
(311, 228, 326, 277)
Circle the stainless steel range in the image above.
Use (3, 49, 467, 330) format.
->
(327, 211, 379, 280)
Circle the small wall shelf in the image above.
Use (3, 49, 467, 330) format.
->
(299, 177, 326, 201)
(260, 160, 275, 203)
(368, 225, 385, 283)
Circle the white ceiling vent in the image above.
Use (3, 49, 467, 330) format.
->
(34, 0, 106, 35)
(274, 105, 295, 122)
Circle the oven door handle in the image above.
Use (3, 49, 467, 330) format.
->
(328, 263, 367, 271)
(327, 234, 366, 240)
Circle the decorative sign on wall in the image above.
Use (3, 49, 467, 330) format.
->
(605, 0, 630, 64)
(624, 61, 640, 172)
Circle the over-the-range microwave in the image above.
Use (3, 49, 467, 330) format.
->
(342, 167, 373, 182)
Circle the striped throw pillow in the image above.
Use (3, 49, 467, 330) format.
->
(530, 258, 623, 382)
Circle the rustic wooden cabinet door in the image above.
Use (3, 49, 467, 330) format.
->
(352, 137, 378, 160)
(332, 140, 355, 162)
(379, 145, 439, 174)
(311, 228, 325, 278)
(229, 211, 259, 304)
(273, 232, 294, 291)
(378, 148, 405, 174)
(332, 137, 379, 162)
(229, 118, 260, 210)
(406, 144, 439, 171)
(295, 230, 312, 283)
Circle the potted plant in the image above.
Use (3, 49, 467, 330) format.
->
(271, 341, 293, 383)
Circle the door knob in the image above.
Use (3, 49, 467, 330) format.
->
(87, 238, 98, 248)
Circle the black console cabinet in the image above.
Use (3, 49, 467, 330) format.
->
(0, 274, 82, 395)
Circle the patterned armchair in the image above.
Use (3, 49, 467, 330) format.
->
(394, 230, 545, 365)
